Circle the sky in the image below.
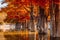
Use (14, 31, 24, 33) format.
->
(0, 0, 8, 10)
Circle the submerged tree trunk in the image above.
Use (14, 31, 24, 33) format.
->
(54, 4, 59, 37)
(30, 3, 35, 31)
(50, 2, 59, 37)
(37, 6, 45, 31)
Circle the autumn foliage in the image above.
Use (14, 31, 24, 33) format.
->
(3, 0, 60, 23)
(4, 0, 31, 22)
